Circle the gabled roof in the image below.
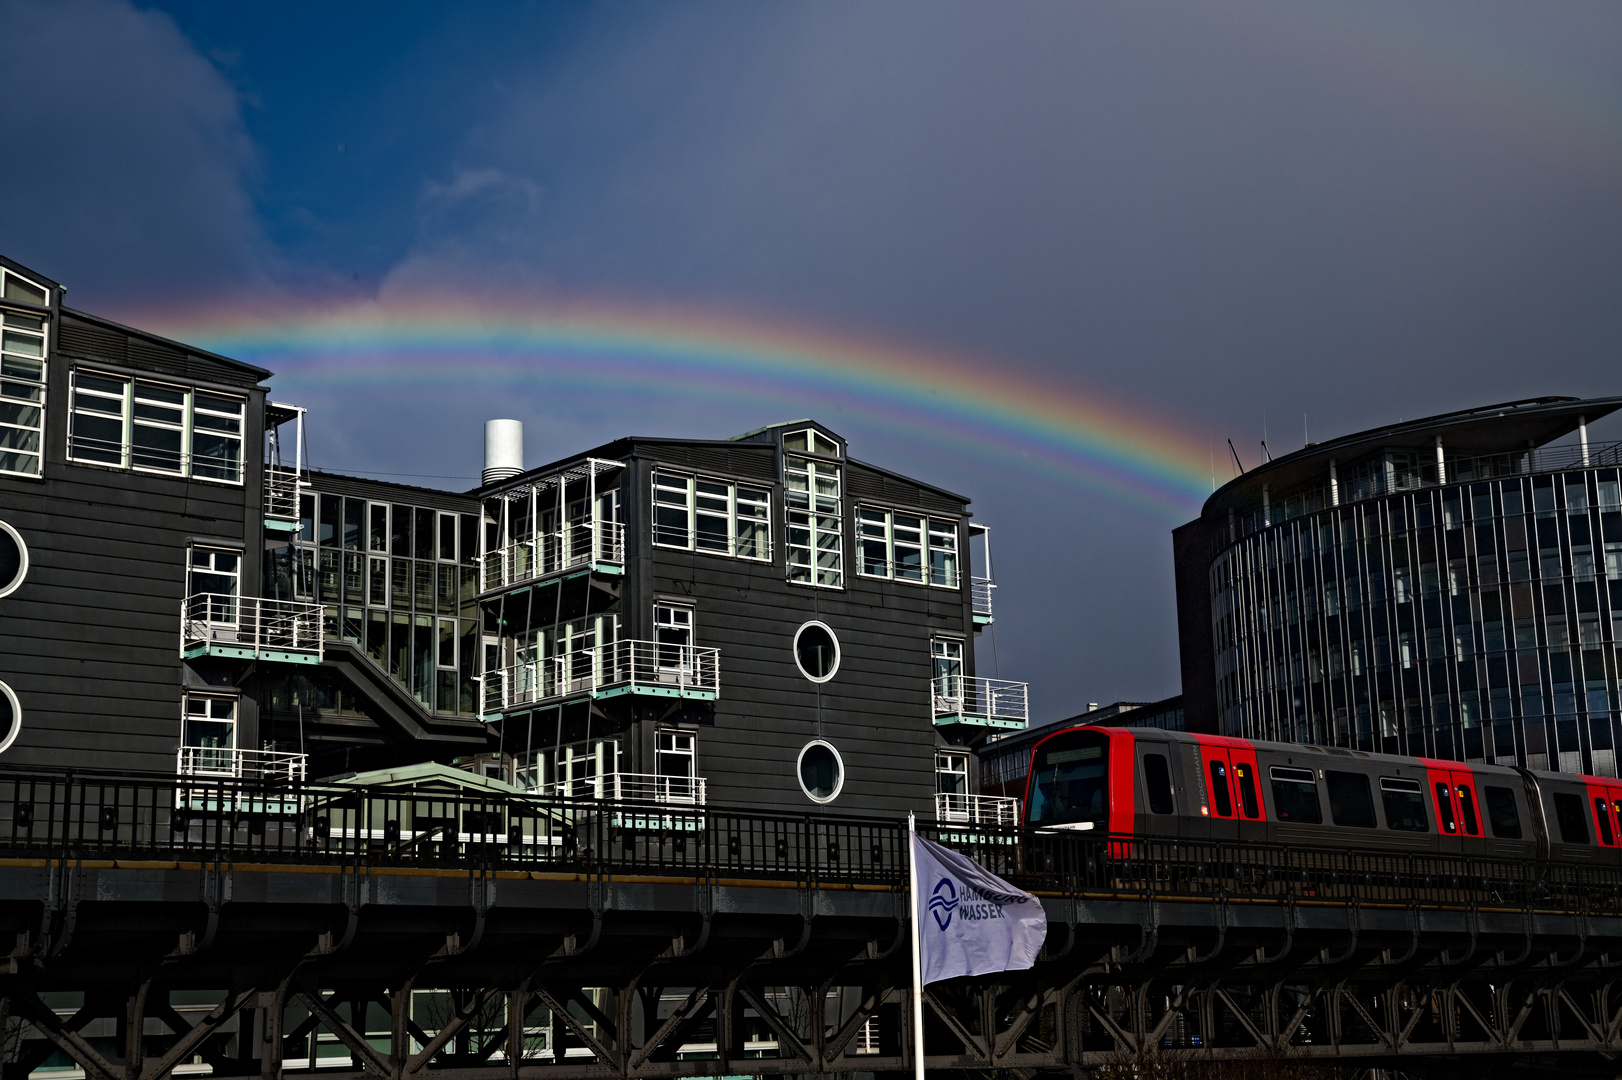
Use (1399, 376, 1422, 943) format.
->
(60, 306, 272, 381)
(473, 424, 971, 507)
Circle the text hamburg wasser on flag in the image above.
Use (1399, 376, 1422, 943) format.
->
(911, 833, 1047, 984)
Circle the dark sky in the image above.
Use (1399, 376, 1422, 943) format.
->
(4, 0, 1620, 721)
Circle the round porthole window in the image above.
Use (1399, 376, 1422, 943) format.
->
(793, 621, 840, 683)
(0, 682, 20, 754)
(0, 521, 26, 599)
(797, 740, 844, 803)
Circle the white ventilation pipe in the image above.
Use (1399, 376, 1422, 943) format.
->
(483, 419, 524, 485)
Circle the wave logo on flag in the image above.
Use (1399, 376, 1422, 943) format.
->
(912, 833, 1048, 984)
(929, 879, 959, 929)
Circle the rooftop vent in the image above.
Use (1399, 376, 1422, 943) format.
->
(483, 419, 524, 485)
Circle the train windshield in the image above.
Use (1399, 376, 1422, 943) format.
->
(1028, 730, 1110, 827)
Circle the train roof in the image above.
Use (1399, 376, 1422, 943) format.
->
(1033, 725, 1622, 786)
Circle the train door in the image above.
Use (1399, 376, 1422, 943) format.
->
(1200, 744, 1239, 843)
(1425, 764, 1471, 854)
(1227, 743, 1266, 844)
(1446, 767, 1484, 851)
(1583, 779, 1620, 864)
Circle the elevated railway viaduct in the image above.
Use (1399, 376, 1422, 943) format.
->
(0, 769, 1619, 1079)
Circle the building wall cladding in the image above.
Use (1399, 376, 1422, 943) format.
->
(0, 289, 268, 774)
(642, 521, 962, 817)
(489, 431, 984, 819)
(1209, 461, 1622, 775)
(631, 441, 975, 816)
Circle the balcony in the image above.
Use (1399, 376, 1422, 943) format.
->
(484, 640, 720, 716)
(181, 594, 324, 664)
(481, 521, 626, 593)
(538, 772, 706, 806)
(263, 464, 303, 532)
(933, 676, 1029, 730)
(935, 792, 1019, 826)
(177, 746, 308, 782)
(971, 577, 995, 624)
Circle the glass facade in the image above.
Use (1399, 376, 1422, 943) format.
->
(267, 492, 481, 718)
(1213, 467, 1622, 774)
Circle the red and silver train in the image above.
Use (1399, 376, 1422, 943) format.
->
(1021, 725, 1622, 863)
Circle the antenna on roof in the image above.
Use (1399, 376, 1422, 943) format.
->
(1227, 439, 1245, 475)
(1261, 440, 1273, 462)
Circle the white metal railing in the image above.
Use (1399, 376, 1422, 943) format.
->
(935, 792, 1020, 826)
(483, 652, 597, 712)
(971, 577, 995, 618)
(177, 746, 308, 782)
(932, 675, 1029, 726)
(484, 640, 721, 713)
(482, 521, 626, 591)
(539, 772, 707, 806)
(264, 464, 303, 523)
(856, 561, 960, 588)
(182, 594, 324, 658)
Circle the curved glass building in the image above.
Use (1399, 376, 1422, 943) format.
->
(1174, 396, 1622, 774)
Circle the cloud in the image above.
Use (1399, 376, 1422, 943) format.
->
(0, 0, 267, 306)
(381, 0, 1622, 427)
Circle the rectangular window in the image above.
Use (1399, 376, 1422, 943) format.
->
(857, 507, 958, 587)
(652, 472, 771, 560)
(653, 472, 692, 548)
(1326, 771, 1377, 828)
(69, 371, 127, 465)
(786, 455, 843, 588)
(66, 369, 243, 483)
(182, 694, 237, 774)
(1483, 787, 1521, 838)
(654, 603, 694, 676)
(1380, 777, 1429, 832)
(936, 752, 969, 796)
(656, 730, 698, 802)
(0, 294, 48, 477)
(1269, 766, 1322, 823)
(858, 507, 889, 576)
(695, 479, 730, 553)
(931, 637, 964, 702)
(929, 519, 958, 587)
(1554, 792, 1589, 844)
(1144, 754, 1175, 814)
(132, 380, 186, 473)
(186, 546, 240, 627)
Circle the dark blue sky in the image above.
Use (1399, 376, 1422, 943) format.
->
(4, 0, 1620, 719)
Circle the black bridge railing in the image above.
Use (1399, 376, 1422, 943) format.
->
(1, 767, 1620, 914)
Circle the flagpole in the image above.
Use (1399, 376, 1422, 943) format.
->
(908, 811, 925, 1080)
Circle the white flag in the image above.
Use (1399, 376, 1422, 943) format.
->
(911, 833, 1047, 984)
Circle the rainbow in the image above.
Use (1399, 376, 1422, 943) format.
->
(134, 294, 1218, 519)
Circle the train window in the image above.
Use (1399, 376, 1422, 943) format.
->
(1207, 760, 1233, 817)
(1233, 762, 1260, 818)
(1143, 754, 1175, 815)
(1434, 782, 1458, 833)
(1268, 767, 1322, 824)
(1028, 736, 1109, 828)
(1484, 787, 1522, 839)
(1326, 771, 1376, 828)
(1457, 786, 1480, 835)
(1595, 798, 1615, 846)
(1380, 778, 1429, 832)
(1553, 793, 1589, 844)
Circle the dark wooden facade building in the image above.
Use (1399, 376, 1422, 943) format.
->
(0, 254, 1024, 821)
(471, 421, 1021, 818)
